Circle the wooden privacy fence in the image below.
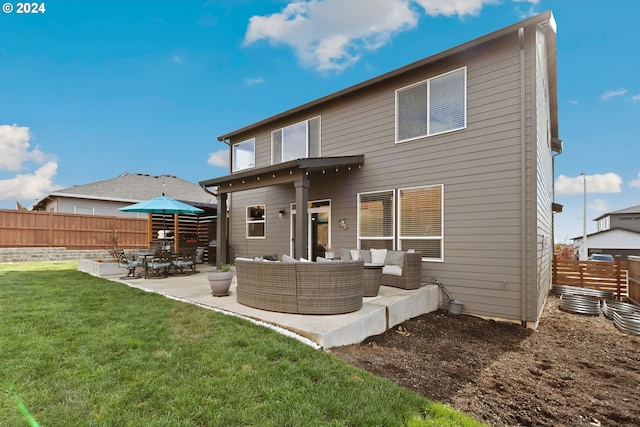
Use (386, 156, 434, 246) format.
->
(552, 256, 629, 298)
(628, 256, 640, 303)
(0, 209, 148, 250)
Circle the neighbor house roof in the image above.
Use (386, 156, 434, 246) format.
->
(571, 227, 640, 241)
(216, 11, 557, 143)
(593, 204, 640, 221)
(32, 173, 216, 210)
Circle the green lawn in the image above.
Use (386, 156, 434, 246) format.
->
(0, 262, 486, 426)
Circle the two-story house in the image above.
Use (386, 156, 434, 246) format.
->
(573, 204, 640, 260)
(200, 11, 561, 327)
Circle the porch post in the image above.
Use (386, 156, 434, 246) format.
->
(295, 174, 309, 260)
(217, 192, 228, 269)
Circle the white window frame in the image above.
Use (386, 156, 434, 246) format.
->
(398, 184, 444, 262)
(357, 190, 396, 250)
(74, 206, 94, 215)
(395, 67, 467, 143)
(271, 116, 321, 164)
(232, 138, 255, 172)
(246, 204, 266, 239)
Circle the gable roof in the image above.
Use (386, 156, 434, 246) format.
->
(32, 173, 216, 209)
(594, 204, 640, 221)
(216, 11, 557, 143)
(571, 227, 640, 241)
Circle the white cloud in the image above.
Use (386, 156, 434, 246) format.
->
(568, 99, 579, 105)
(600, 89, 628, 101)
(0, 124, 56, 171)
(415, 0, 498, 17)
(632, 94, 640, 102)
(0, 162, 63, 203)
(588, 198, 609, 213)
(630, 172, 640, 189)
(555, 173, 623, 196)
(208, 150, 229, 167)
(244, 0, 501, 73)
(245, 77, 265, 86)
(0, 123, 61, 204)
(171, 54, 182, 64)
(511, 0, 540, 18)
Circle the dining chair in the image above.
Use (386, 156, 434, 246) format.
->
(113, 249, 143, 279)
(146, 250, 172, 278)
(172, 248, 197, 275)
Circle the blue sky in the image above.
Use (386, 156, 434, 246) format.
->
(1, 0, 639, 243)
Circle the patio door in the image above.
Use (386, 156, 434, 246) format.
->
(290, 200, 331, 260)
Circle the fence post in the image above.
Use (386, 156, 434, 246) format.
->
(579, 263, 584, 288)
(616, 261, 621, 300)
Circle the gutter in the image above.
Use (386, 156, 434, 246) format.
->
(519, 27, 527, 327)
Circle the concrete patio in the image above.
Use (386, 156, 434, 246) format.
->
(100, 265, 441, 349)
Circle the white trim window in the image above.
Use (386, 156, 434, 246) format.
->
(398, 185, 443, 261)
(272, 116, 321, 164)
(246, 204, 266, 239)
(357, 190, 395, 250)
(232, 138, 255, 172)
(74, 206, 94, 215)
(396, 67, 466, 143)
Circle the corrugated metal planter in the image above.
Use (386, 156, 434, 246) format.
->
(602, 300, 640, 319)
(612, 311, 640, 336)
(559, 294, 601, 315)
(552, 284, 614, 300)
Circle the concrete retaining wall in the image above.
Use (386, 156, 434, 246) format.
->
(0, 247, 113, 263)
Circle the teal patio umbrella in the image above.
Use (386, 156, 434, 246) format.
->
(119, 195, 204, 248)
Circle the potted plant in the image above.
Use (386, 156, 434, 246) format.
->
(207, 264, 233, 297)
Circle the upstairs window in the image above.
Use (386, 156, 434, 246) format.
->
(396, 67, 466, 143)
(272, 117, 321, 164)
(232, 138, 255, 172)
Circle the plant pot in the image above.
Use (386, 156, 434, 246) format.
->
(448, 300, 464, 315)
(207, 271, 234, 297)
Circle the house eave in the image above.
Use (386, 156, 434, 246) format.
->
(217, 11, 556, 142)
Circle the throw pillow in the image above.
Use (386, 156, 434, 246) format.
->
(384, 250, 404, 266)
(341, 248, 352, 260)
(382, 265, 403, 276)
(370, 248, 388, 265)
(281, 255, 298, 263)
(316, 256, 331, 262)
(359, 250, 372, 263)
(349, 249, 361, 261)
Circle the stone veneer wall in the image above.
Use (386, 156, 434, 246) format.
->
(0, 247, 113, 263)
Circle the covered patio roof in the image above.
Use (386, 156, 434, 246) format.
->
(199, 155, 364, 266)
(200, 156, 364, 194)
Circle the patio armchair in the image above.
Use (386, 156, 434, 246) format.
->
(195, 247, 205, 264)
(146, 250, 172, 278)
(172, 248, 197, 275)
(113, 249, 143, 279)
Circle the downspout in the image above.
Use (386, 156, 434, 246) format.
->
(519, 27, 527, 327)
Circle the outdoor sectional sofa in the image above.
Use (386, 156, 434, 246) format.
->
(234, 258, 364, 315)
(340, 249, 423, 290)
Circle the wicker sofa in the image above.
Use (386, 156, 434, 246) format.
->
(340, 249, 422, 290)
(234, 258, 364, 314)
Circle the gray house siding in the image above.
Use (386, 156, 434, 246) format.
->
(210, 12, 559, 325)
